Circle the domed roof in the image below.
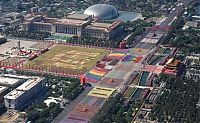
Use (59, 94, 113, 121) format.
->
(84, 4, 118, 20)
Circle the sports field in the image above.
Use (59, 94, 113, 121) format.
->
(25, 45, 109, 72)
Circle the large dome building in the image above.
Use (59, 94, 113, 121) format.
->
(84, 4, 119, 20)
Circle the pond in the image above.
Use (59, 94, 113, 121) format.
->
(163, 48, 171, 55)
(139, 72, 149, 86)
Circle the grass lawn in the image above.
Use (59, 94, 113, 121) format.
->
(157, 47, 165, 54)
(131, 75, 140, 85)
(25, 45, 110, 72)
(124, 87, 136, 97)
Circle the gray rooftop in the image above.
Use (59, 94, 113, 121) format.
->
(84, 4, 119, 20)
(0, 86, 8, 94)
(67, 14, 92, 20)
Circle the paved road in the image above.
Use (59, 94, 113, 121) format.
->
(161, 0, 188, 27)
(131, 86, 156, 122)
(130, 0, 190, 122)
(51, 86, 92, 123)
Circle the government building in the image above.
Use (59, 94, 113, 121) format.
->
(24, 4, 123, 40)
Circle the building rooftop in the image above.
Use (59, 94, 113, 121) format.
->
(16, 77, 43, 91)
(0, 35, 4, 39)
(67, 14, 92, 20)
(43, 17, 58, 23)
(3, 74, 30, 79)
(145, 33, 163, 39)
(0, 86, 8, 94)
(54, 18, 89, 26)
(4, 89, 24, 100)
(0, 76, 20, 86)
(141, 38, 160, 44)
(183, 21, 198, 30)
(33, 22, 52, 25)
(85, 22, 112, 31)
(4, 77, 44, 100)
(85, 20, 122, 32)
(84, 4, 118, 20)
(186, 55, 200, 60)
(25, 14, 42, 22)
(165, 58, 180, 68)
(92, 22, 113, 28)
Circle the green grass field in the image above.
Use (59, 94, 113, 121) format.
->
(25, 45, 109, 72)
(124, 87, 136, 97)
(157, 47, 165, 54)
(131, 75, 140, 85)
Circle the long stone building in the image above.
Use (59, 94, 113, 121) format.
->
(24, 13, 123, 40)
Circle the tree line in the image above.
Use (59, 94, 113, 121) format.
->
(149, 75, 200, 122)
(91, 93, 142, 123)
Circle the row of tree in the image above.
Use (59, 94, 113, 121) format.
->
(0, 37, 7, 45)
(68, 36, 119, 48)
(160, 0, 200, 54)
(4, 27, 50, 40)
(26, 102, 62, 123)
(161, 14, 200, 53)
(91, 93, 142, 123)
(149, 75, 200, 122)
(124, 19, 155, 46)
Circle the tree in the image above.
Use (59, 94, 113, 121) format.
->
(0, 38, 7, 45)
(138, 113, 144, 119)
(35, 117, 47, 123)
(26, 110, 40, 122)
(150, 76, 200, 122)
(103, 119, 112, 123)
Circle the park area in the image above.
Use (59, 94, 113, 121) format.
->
(24, 45, 109, 74)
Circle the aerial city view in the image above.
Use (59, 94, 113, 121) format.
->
(0, 0, 200, 123)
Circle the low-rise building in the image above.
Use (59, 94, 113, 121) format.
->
(4, 77, 45, 110)
(0, 86, 9, 103)
(0, 86, 9, 110)
(30, 6, 39, 13)
(183, 21, 198, 30)
(185, 54, 200, 81)
(0, 75, 24, 88)
(163, 57, 185, 77)
(38, 7, 48, 13)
